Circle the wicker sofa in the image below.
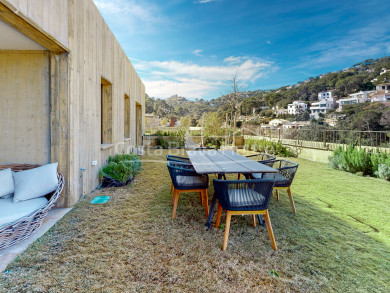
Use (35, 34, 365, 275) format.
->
(0, 164, 64, 250)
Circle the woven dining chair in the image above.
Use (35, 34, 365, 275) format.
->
(167, 161, 209, 220)
(167, 155, 192, 195)
(213, 178, 277, 251)
(261, 159, 299, 214)
(237, 153, 276, 180)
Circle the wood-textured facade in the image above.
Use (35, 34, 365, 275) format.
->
(0, 0, 145, 207)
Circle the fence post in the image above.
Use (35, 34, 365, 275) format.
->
(359, 132, 362, 148)
(323, 130, 327, 149)
(278, 128, 281, 142)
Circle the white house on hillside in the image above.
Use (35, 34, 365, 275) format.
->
(318, 90, 334, 100)
(338, 91, 372, 111)
(310, 91, 337, 119)
(287, 101, 307, 115)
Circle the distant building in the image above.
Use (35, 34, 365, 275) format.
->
(269, 119, 288, 127)
(310, 94, 337, 119)
(287, 101, 307, 115)
(145, 114, 160, 128)
(338, 91, 372, 111)
(282, 121, 310, 130)
(370, 91, 390, 103)
(376, 83, 390, 91)
(318, 90, 335, 100)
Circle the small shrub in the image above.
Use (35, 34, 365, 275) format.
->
(244, 138, 295, 157)
(375, 164, 390, 180)
(329, 145, 390, 180)
(99, 152, 141, 186)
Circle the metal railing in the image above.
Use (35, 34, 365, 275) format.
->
(255, 128, 390, 151)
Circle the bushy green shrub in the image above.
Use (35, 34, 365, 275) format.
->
(99, 152, 141, 185)
(244, 138, 295, 157)
(329, 145, 390, 180)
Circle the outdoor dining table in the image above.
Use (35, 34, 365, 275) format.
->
(186, 150, 278, 228)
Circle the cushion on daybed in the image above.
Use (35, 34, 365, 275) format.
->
(0, 168, 15, 199)
(13, 163, 59, 203)
(0, 196, 48, 226)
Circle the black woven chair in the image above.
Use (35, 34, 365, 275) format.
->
(166, 155, 192, 194)
(213, 178, 277, 251)
(237, 153, 276, 180)
(166, 155, 190, 163)
(261, 159, 299, 214)
(167, 161, 209, 220)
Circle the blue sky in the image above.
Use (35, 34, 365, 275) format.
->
(94, 0, 390, 100)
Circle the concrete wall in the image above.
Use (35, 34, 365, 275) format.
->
(0, 0, 145, 207)
(5, 0, 69, 47)
(0, 51, 50, 164)
(66, 0, 145, 205)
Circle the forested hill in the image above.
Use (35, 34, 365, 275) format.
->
(145, 56, 390, 118)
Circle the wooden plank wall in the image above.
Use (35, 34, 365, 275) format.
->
(0, 51, 50, 164)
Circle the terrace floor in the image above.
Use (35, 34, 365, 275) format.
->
(0, 149, 389, 292)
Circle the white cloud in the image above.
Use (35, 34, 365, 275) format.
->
(93, 0, 164, 32)
(223, 56, 247, 64)
(192, 49, 204, 56)
(266, 40, 272, 44)
(196, 0, 218, 4)
(132, 57, 275, 99)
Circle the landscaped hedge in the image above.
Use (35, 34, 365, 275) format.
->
(329, 145, 390, 180)
(99, 153, 142, 187)
(244, 138, 295, 157)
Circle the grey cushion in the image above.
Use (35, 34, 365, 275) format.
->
(227, 188, 266, 208)
(0, 196, 48, 226)
(176, 175, 207, 188)
(0, 168, 15, 199)
(13, 163, 58, 203)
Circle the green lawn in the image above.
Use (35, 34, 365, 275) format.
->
(0, 149, 389, 292)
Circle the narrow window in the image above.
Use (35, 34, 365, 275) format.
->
(124, 94, 130, 139)
(101, 77, 113, 144)
(136, 103, 142, 146)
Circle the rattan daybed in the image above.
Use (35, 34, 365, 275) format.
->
(0, 164, 64, 250)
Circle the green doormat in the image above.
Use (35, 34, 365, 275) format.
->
(90, 196, 110, 204)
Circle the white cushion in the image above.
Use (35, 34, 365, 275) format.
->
(0, 168, 15, 198)
(13, 163, 58, 203)
(0, 196, 48, 226)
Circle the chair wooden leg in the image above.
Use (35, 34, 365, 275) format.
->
(170, 187, 175, 206)
(204, 189, 209, 217)
(215, 203, 222, 228)
(172, 190, 180, 220)
(287, 188, 296, 214)
(199, 192, 204, 206)
(222, 211, 232, 251)
(263, 210, 277, 251)
(170, 182, 173, 193)
(251, 214, 256, 228)
(276, 189, 280, 201)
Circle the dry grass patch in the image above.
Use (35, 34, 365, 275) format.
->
(0, 149, 389, 292)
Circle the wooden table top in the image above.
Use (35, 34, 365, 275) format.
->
(186, 150, 277, 175)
